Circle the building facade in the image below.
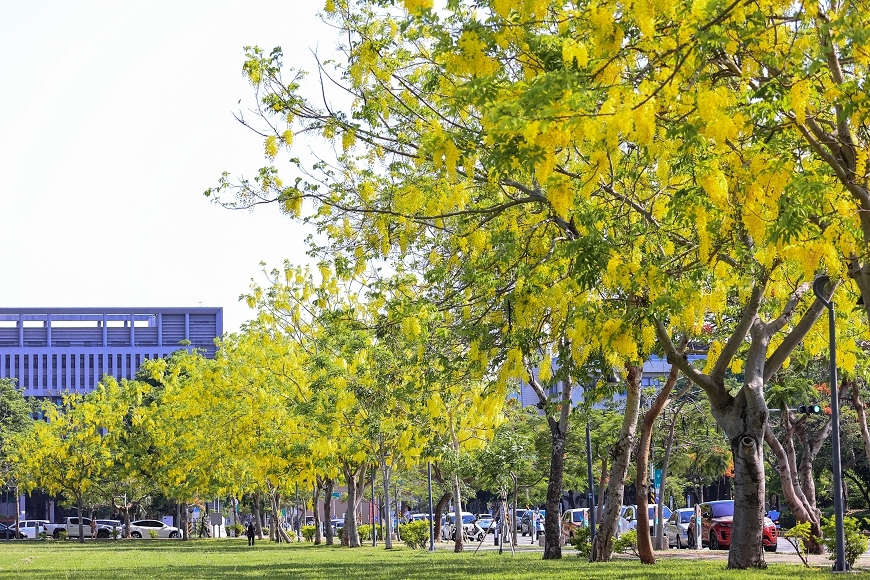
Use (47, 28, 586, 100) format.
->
(0, 307, 222, 399)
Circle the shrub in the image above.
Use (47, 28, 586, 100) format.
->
(37, 531, 48, 540)
(301, 525, 317, 541)
(357, 524, 385, 542)
(613, 529, 638, 555)
(57, 530, 68, 541)
(783, 521, 813, 567)
(821, 516, 869, 568)
(569, 527, 592, 559)
(399, 520, 430, 549)
(148, 530, 159, 539)
(228, 523, 245, 538)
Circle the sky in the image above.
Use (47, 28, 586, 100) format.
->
(0, 1, 332, 333)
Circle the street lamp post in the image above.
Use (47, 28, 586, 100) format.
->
(812, 275, 848, 572)
(427, 462, 435, 551)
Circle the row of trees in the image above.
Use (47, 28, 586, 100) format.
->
(201, 0, 870, 569)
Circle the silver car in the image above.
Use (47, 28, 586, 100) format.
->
(127, 519, 180, 539)
(17, 519, 49, 539)
(665, 508, 694, 549)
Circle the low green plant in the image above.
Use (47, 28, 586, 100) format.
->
(110, 527, 121, 540)
(569, 527, 592, 559)
(821, 516, 868, 568)
(301, 525, 317, 541)
(783, 522, 812, 567)
(613, 529, 637, 556)
(398, 520, 429, 549)
(148, 530, 159, 539)
(57, 530, 68, 541)
(357, 524, 385, 542)
(37, 531, 48, 540)
(228, 523, 245, 537)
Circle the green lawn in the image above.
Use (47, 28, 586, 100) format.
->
(0, 539, 861, 579)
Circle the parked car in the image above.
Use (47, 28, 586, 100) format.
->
(512, 509, 527, 531)
(621, 504, 672, 536)
(0, 523, 23, 539)
(476, 514, 495, 534)
(560, 508, 589, 544)
(127, 519, 181, 539)
(17, 519, 49, 539)
(446, 512, 483, 541)
(687, 500, 777, 552)
(665, 508, 694, 549)
(520, 510, 545, 539)
(94, 519, 123, 539)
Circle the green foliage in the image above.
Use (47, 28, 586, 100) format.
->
(821, 516, 869, 568)
(301, 525, 317, 541)
(613, 529, 637, 555)
(783, 522, 813, 567)
(570, 526, 592, 558)
(148, 530, 159, 539)
(57, 530, 67, 540)
(228, 523, 245, 538)
(398, 520, 430, 549)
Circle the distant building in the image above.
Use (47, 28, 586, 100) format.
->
(0, 307, 222, 400)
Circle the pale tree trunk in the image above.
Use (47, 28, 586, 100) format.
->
(381, 459, 393, 549)
(636, 356, 683, 563)
(323, 477, 335, 545)
(525, 372, 574, 559)
(77, 493, 85, 543)
(657, 281, 829, 569)
(765, 412, 825, 553)
(313, 484, 322, 545)
(181, 502, 188, 541)
(849, 380, 870, 465)
(342, 462, 367, 548)
(268, 486, 293, 543)
(592, 363, 642, 561)
(253, 490, 264, 540)
(451, 473, 464, 552)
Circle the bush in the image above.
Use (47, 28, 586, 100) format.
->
(821, 516, 869, 568)
(569, 527, 592, 558)
(301, 525, 317, 541)
(613, 529, 638, 555)
(148, 530, 159, 539)
(357, 524, 384, 542)
(57, 530, 68, 541)
(228, 523, 245, 538)
(399, 520, 430, 550)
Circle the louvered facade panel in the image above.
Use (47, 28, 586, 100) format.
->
(0, 308, 222, 401)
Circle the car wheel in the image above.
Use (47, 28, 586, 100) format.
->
(764, 543, 776, 552)
(97, 530, 109, 539)
(169, 531, 179, 539)
(131, 531, 142, 539)
(53, 530, 62, 539)
(709, 535, 719, 550)
(476, 532, 484, 541)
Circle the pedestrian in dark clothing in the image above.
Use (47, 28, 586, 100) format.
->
(247, 522, 256, 546)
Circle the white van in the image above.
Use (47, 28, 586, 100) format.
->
(17, 519, 49, 538)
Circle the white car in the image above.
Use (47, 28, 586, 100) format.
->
(127, 519, 181, 538)
(17, 519, 49, 539)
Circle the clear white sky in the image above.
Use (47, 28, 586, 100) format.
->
(0, 1, 331, 333)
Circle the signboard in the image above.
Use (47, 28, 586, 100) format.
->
(331, 492, 341, 499)
(653, 469, 662, 489)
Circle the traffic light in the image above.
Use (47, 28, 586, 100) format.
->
(797, 404, 823, 414)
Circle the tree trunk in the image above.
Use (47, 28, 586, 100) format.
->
(253, 491, 264, 540)
(849, 380, 870, 464)
(452, 473, 464, 552)
(181, 502, 187, 540)
(313, 484, 323, 545)
(636, 358, 683, 563)
(433, 491, 451, 541)
(543, 417, 566, 559)
(324, 477, 335, 545)
(342, 462, 367, 548)
(77, 494, 85, 543)
(655, 392, 689, 550)
(592, 363, 642, 561)
(381, 460, 393, 549)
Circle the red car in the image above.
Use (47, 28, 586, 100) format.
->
(688, 500, 776, 552)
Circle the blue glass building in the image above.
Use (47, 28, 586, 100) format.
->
(0, 307, 223, 399)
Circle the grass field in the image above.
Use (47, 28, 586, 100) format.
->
(0, 539, 864, 579)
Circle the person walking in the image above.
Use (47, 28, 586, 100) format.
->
(90, 519, 97, 539)
(246, 521, 256, 546)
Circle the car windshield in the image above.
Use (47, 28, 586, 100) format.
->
(679, 512, 692, 523)
(646, 506, 672, 519)
(711, 503, 735, 518)
(462, 515, 475, 524)
(572, 512, 585, 523)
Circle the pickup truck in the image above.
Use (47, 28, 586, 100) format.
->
(44, 517, 116, 539)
